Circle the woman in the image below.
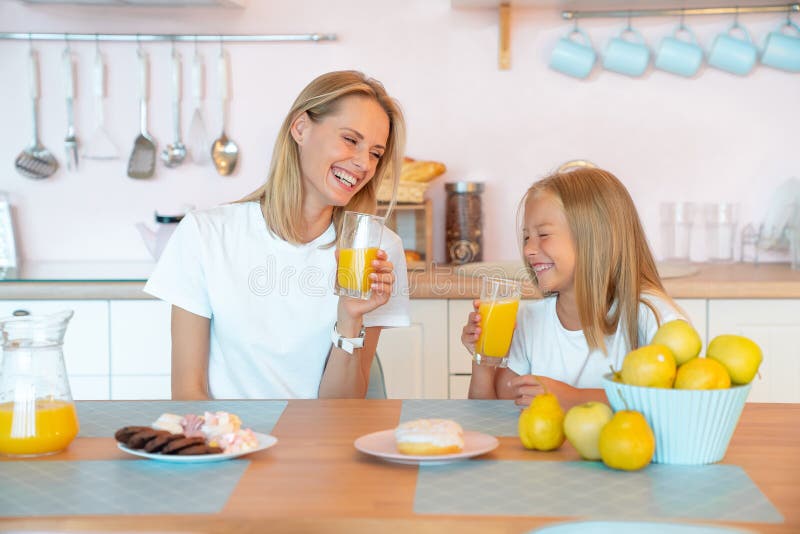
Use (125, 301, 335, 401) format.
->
(145, 71, 410, 400)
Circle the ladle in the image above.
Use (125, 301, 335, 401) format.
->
(211, 48, 238, 176)
(161, 44, 187, 168)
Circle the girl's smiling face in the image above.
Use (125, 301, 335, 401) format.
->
(291, 95, 390, 211)
(522, 190, 577, 295)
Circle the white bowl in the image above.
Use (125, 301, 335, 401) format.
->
(601, 373, 750, 465)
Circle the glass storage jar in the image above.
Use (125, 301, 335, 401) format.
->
(446, 182, 484, 264)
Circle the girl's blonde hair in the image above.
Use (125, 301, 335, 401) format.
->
(239, 70, 405, 244)
(520, 167, 674, 353)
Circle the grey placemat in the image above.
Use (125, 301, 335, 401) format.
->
(415, 461, 783, 523)
(77, 400, 287, 437)
(400, 400, 518, 436)
(0, 460, 248, 516)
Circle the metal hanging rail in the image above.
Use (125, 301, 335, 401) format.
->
(563, 3, 798, 20)
(0, 32, 337, 43)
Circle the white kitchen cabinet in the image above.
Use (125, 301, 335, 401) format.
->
(708, 299, 800, 403)
(448, 300, 475, 377)
(0, 300, 110, 400)
(376, 300, 448, 399)
(111, 376, 171, 400)
(449, 375, 471, 400)
(109, 300, 172, 399)
(109, 300, 172, 375)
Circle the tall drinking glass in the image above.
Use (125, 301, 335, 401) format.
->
(335, 211, 385, 300)
(475, 277, 522, 368)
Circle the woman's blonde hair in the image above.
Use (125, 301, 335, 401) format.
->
(519, 167, 674, 353)
(239, 70, 405, 244)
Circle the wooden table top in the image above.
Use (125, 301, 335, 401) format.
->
(1, 400, 798, 534)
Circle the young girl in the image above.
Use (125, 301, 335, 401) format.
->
(145, 71, 409, 400)
(462, 168, 685, 406)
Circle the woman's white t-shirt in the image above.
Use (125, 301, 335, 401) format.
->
(144, 202, 411, 399)
(506, 294, 683, 388)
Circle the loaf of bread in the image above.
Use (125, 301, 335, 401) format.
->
(400, 157, 446, 183)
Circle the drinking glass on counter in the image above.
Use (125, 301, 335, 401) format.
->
(0, 310, 79, 457)
(474, 277, 522, 368)
(705, 203, 739, 263)
(335, 211, 385, 300)
(660, 202, 696, 263)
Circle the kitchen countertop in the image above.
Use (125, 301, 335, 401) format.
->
(2, 261, 800, 300)
(0, 400, 797, 533)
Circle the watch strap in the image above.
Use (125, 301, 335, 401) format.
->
(331, 322, 366, 354)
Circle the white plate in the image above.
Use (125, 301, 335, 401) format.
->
(117, 432, 277, 463)
(530, 520, 752, 534)
(354, 429, 499, 465)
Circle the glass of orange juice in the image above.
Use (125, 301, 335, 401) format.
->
(335, 211, 385, 300)
(0, 310, 80, 457)
(475, 276, 522, 367)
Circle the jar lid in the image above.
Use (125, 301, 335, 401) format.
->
(445, 182, 484, 193)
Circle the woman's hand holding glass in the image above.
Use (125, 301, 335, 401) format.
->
(338, 249, 395, 323)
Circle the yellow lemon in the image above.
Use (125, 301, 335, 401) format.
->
(518, 393, 565, 451)
(599, 410, 655, 471)
(707, 334, 763, 385)
(620, 344, 677, 388)
(674, 357, 731, 390)
(651, 320, 702, 365)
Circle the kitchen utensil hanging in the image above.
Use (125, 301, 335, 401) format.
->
(188, 40, 209, 166)
(161, 41, 187, 168)
(127, 45, 157, 179)
(211, 43, 239, 176)
(62, 41, 79, 171)
(83, 38, 119, 160)
(15, 45, 58, 179)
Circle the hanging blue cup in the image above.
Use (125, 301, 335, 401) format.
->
(549, 28, 597, 79)
(603, 27, 651, 77)
(708, 23, 758, 75)
(761, 20, 800, 72)
(655, 25, 704, 77)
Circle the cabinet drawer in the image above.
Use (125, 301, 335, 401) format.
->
(0, 300, 109, 375)
(110, 300, 171, 375)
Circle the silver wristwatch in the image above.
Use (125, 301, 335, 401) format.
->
(331, 322, 366, 355)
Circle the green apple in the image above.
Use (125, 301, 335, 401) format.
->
(563, 401, 613, 461)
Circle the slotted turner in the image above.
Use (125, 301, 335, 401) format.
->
(187, 49, 209, 166)
(127, 49, 156, 179)
(15, 49, 58, 179)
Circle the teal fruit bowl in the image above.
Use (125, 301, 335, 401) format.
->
(601, 373, 751, 465)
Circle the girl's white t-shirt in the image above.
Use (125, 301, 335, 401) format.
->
(144, 201, 411, 399)
(506, 294, 683, 388)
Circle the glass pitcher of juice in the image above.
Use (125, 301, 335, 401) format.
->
(0, 310, 79, 456)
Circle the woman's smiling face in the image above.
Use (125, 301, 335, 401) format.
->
(292, 95, 390, 211)
(522, 190, 576, 295)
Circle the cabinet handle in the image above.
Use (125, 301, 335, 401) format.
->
(12, 309, 30, 317)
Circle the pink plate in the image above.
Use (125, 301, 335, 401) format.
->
(354, 429, 499, 465)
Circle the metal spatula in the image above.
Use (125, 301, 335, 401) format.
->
(15, 49, 58, 180)
(127, 49, 156, 179)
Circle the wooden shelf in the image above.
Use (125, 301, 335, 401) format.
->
(378, 200, 433, 271)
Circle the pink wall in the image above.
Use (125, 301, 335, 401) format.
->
(0, 0, 797, 263)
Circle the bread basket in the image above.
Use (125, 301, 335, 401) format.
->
(377, 158, 446, 204)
